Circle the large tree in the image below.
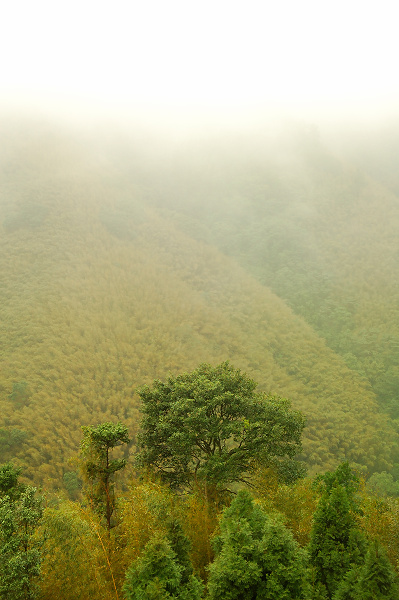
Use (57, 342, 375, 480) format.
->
(136, 362, 305, 492)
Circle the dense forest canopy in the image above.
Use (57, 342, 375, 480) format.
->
(1, 116, 399, 492)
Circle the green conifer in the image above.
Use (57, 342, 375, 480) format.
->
(207, 490, 307, 599)
(309, 484, 354, 598)
(356, 541, 399, 600)
(123, 534, 203, 600)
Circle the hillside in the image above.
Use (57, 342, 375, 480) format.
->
(140, 126, 399, 421)
(0, 119, 397, 490)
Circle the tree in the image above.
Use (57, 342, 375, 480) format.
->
(0, 464, 43, 600)
(313, 462, 360, 508)
(8, 381, 31, 409)
(366, 471, 399, 498)
(136, 362, 305, 493)
(0, 463, 24, 500)
(309, 485, 354, 599)
(207, 490, 307, 599)
(123, 534, 203, 600)
(355, 540, 399, 599)
(333, 540, 399, 600)
(308, 463, 366, 600)
(165, 519, 194, 585)
(79, 422, 130, 530)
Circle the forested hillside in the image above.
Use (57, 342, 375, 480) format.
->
(141, 126, 399, 421)
(0, 118, 398, 491)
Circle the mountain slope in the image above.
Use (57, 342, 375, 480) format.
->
(0, 121, 397, 489)
(139, 127, 399, 420)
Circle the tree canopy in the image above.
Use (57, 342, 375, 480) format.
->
(136, 362, 305, 492)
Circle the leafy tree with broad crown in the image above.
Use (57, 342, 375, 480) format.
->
(79, 421, 130, 530)
(136, 362, 305, 493)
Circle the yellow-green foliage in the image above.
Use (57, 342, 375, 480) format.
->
(39, 501, 118, 600)
(253, 469, 318, 547)
(117, 478, 174, 576)
(182, 490, 221, 581)
(359, 494, 399, 572)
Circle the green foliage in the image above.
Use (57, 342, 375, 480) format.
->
(2, 122, 399, 490)
(309, 485, 354, 598)
(123, 534, 203, 600)
(62, 471, 82, 500)
(333, 540, 399, 600)
(166, 520, 194, 584)
(0, 468, 43, 600)
(137, 362, 305, 492)
(39, 501, 116, 600)
(355, 541, 399, 599)
(367, 471, 399, 498)
(8, 381, 31, 408)
(333, 566, 360, 600)
(0, 428, 28, 456)
(80, 422, 130, 529)
(313, 462, 361, 512)
(207, 490, 307, 599)
(0, 463, 25, 501)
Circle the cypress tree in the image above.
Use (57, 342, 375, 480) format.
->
(309, 484, 354, 599)
(123, 534, 203, 600)
(356, 541, 399, 600)
(207, 490, 307, 600)
(166, 519, 193, 584)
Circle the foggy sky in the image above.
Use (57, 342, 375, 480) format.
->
(1, 0, 399, 133)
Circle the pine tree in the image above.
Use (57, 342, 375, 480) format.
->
(166, 519, 193, 584)
(123, 533, 203, 600)
(356, 540, 399, 600)
(308, 462, 372, 600)
(207, 490, 307, 600)
(308, 484, 354, 599)
(124, 536, 182, 600)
